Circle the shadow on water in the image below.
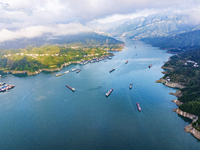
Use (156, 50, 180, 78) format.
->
(178, 114, 192, 124)
(12, 73, 28, 78)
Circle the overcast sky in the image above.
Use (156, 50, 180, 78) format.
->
(0, 0, 200, 42)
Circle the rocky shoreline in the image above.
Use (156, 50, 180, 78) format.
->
(156, 78, 185, 89)
(172, 100, 200, 140)
(157, 64, 200, 139)
(157, 77, 200, 140)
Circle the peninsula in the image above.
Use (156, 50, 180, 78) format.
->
(0, 33, 124, 75)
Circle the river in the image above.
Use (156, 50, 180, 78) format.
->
(0, 39, 200, 150)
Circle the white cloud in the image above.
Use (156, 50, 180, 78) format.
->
(0, 0, 200, 41)
(0, 23, 93, 42)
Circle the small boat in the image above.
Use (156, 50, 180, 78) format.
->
(55, 73, 63, 77)
(129, 83, 133, 89)
(109, 68, 115, 73)
(66, 84, 75, 92)
(76, 69, 81, 73)
(105, 88, 113, 97)
(149, 64, 152, 68)
(99, 85, 102, 87)
(71, 68, 79, 72)
(65, 70, 69, 74)
(125, 60, 128, 64)
(136, 103, 141, 111)
(0, 75, 1, 77)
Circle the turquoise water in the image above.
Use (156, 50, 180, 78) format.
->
(0, 39, 200, 150)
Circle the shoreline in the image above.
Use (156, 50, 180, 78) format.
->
(172, 100, 200, 140)
(157, 69, 200, 140)
(2, 54, 114, 76)
(155, 78, 185, 89)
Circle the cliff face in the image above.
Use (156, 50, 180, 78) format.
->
(172, 106, 200, 140)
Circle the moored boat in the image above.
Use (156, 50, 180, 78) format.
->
(76, 69, 81, 73)
(105, 88, 113, 97)
(136, 103, 141, 111)
(109, 68, 115, 73)
(71, 68, 79, 72)
(66, 84, 75, 92)
(55, 73, 63, 77)
(65, 70, 69, 74)
(129, 83, 133, 89)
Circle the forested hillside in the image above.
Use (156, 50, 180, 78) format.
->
(162, 49, 200, 130)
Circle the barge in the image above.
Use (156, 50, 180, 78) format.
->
(136, 103, 141, 111)
(71, 68, 79, 72)
(65, 70, 69, 74)
(129, 83, 133, 89)
(109, 68, 115, 73)
(0, 82, 15, 92)
(55, 73, 63, 77)
(66, 84, 75, 92)
(76, 69, 81, 73)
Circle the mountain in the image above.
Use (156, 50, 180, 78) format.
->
(0, 32, 124, 50)
(109, 13, 200, 40)
(141, 30, 200, 53)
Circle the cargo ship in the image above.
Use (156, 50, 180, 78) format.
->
(125, 60, 128, 64)
(66, 84, 75, 92)
(136, 103, 141, 111)
(105, 88, 113, 97)
(109, 68, 115, 73)
(129, 83, 133, 89)
(149, 64, 152, 68)
(0, 83, 15, 92)
(76, 69, 81, 73)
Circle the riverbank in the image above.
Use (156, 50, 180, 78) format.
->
(172, 100, 200, 140)
(2, 54, 114, 76)
(157, 67, 200, 140)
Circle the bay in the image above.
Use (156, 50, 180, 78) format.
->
(0, 39, 200, 150)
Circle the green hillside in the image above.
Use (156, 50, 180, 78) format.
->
(162, 49, 200, 130)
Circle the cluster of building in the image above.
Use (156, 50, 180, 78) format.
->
(3, 53, 67, 58)
(184, 60, 199, 67)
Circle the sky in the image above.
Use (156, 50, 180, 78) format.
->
(0, 0, 200, 42)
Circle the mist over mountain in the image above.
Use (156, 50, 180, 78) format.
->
(0, 33, 124, 50)
(109, 13, 200, 39)
(141, 29, 200, 53)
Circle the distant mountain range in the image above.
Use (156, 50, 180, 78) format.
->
(0, 33, 124, 50)
(109, 13, 200, 40)
(141, 30, 200, 53)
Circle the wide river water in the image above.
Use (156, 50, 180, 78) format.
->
(0, 39, 200, 150)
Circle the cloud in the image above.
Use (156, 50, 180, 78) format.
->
(0, 23, 93, 42)
(0, 0, 200, 41)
